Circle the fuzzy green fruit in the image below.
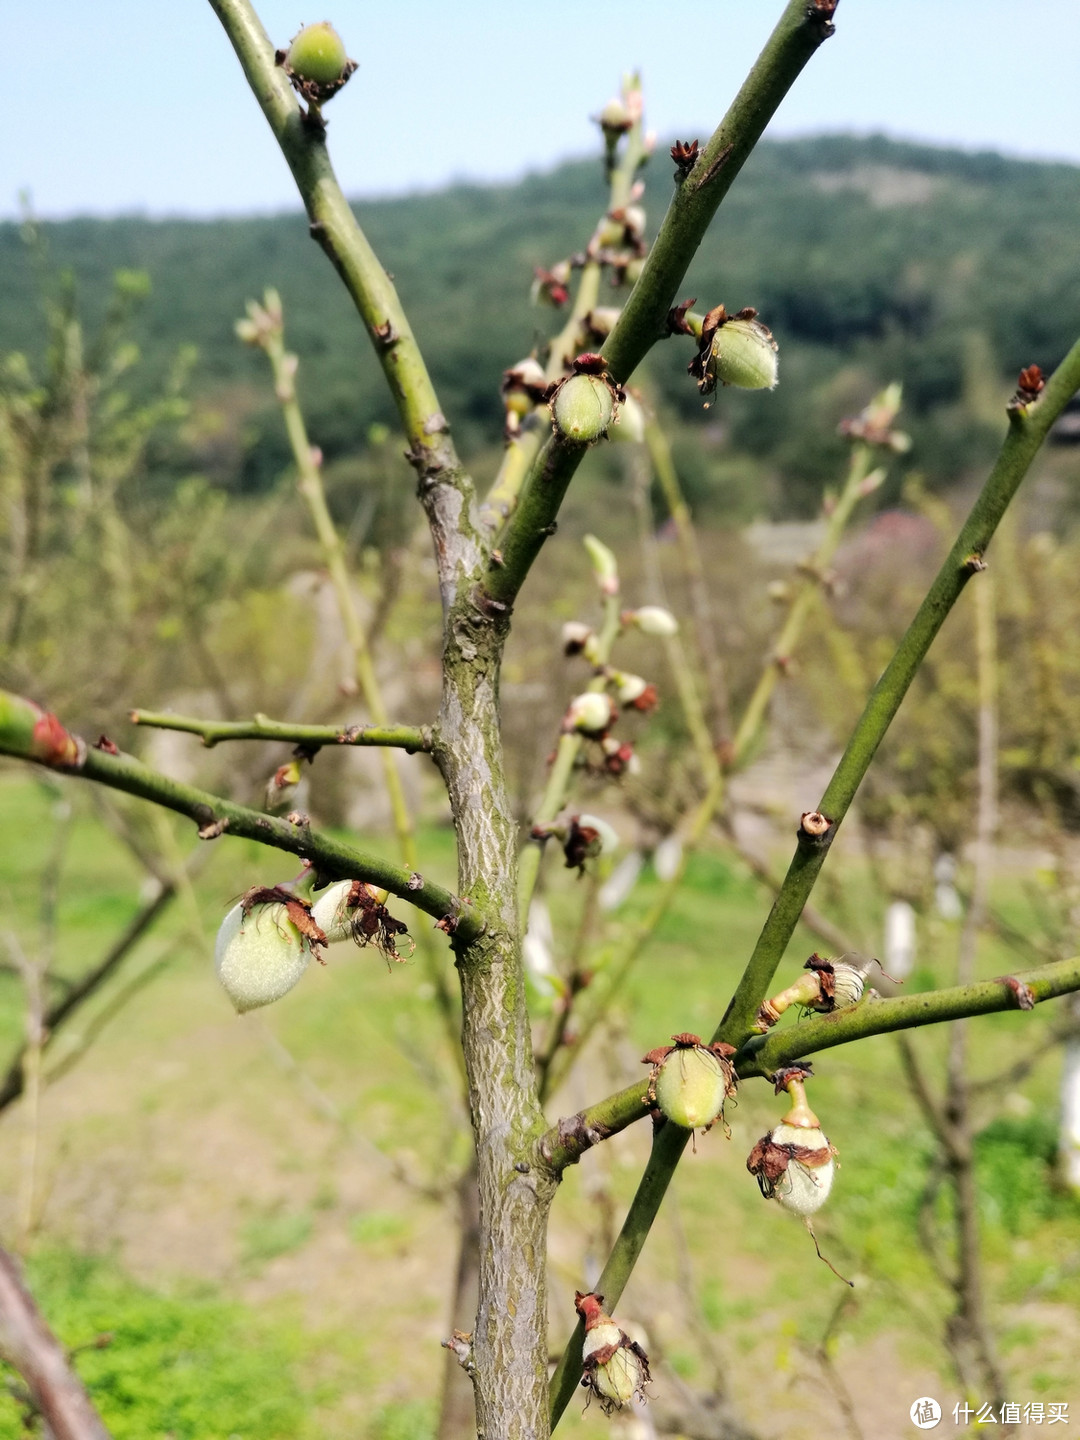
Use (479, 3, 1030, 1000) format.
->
(654, 1046, 730, 1130)
(553, 374, 614, 441)
(286, 22, 348, 87)
(709, 316, 778, 391)
(215, 901, 314, 1013)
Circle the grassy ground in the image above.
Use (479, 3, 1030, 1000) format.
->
(0, 772, 1077, 1438)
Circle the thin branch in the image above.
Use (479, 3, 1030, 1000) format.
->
(602, 1, 837, 386)
(0, 694, 482, 940)
(0, 879, 178, 1114)
(739, 955, 1080, 1077)
(130, 710, 430, 753)
(721, 339, 1080, 1042)
(0, 1246, 111, 1440)
(540, 954, 1080, 1175)
(486, 2, 838, 616)
(206, 0, 474, 521)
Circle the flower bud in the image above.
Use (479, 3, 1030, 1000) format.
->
(563, 813, 619, 870)
(576, 1292, 651, 1413)
(502, 358, 547, 418)
(564, 691, 616, 736)
(643, 1033, 737, 1132)
(561, 621, 594, 657)
(626, 605, 678, 637)
(552, 374, 615, 442)
(747, 1064, 836, 1216)
(215, 889, 325, 1013)
(596, 98, 632, 135)
(286, 22, 349, 87)
(309, 879, 412, 962)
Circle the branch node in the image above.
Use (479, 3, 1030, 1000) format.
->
(197, 816, 230, 841)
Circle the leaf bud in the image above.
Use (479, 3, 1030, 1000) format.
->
(552, 374, 615, 442)
(564, 691, 616, 736)
(625, 605, 678, 637)
(643, 1033, 737, 1132)
(582, 533, 619, 594)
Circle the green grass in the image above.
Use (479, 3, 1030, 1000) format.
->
(0, 773, 1078, 1435)
(0, 1251, 307, 1440)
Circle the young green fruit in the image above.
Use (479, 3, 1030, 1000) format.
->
(643, 1033, 737, 1132)
(286, 22, 349, 87)
(552, 374, 615, 442)
(215, 892, 323, 1013)
(708, 316, 778, 391)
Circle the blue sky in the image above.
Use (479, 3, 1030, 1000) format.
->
(5, 1, 1079, 220)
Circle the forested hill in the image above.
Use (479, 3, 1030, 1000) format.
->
(2, 134, 1079, 512)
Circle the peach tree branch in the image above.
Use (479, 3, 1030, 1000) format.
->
(130, 710, 431, 753)
(545, 338, 1080, 1430)
(0, 691, 480, 941)
(486, 0, 838, 612)
(207, 0, 480, 600)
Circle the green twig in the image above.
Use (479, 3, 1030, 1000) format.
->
(480, 80, 648, 532)
(738, 954, 1080, 1078)
(602, 1, 837, 386)
(542, 949, 1080, 1424)
(722, 342, 1080, 1041)
(0, 697, 481, 940)
(487, 2, 837, 615)
(207, 0, 477, 544)
(130, 710, 430, 752)
(546, 338, 1080, 1430)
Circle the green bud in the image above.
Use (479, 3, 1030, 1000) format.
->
(552, 374, 614, 442)
(582, 532, 619, 589)
(286, 22, 349, 87)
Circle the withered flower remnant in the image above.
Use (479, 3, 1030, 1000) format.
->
(310, 879, 414, 963)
